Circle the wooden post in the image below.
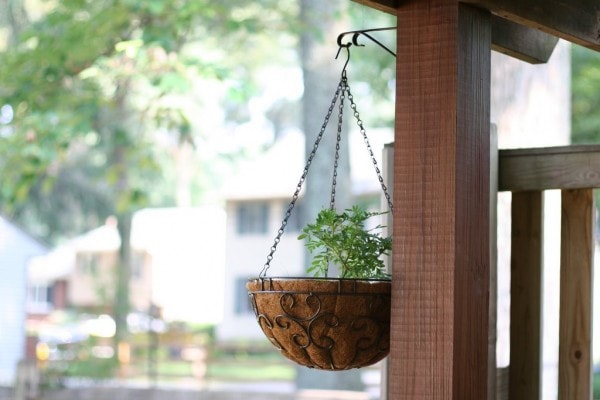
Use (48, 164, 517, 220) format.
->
(558, 189, 594, 399)
(14, 360, 39, 400)
(392, 2, 491, 399)
(509, 191, 544, 399)
(489, 126, 498, 400)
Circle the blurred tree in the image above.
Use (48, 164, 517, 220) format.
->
(572, 44, 600, 144)
(298, 1, 395, 264)
(0, 0, 295, 342)
(0, 0, 394, 365)
(295, 0, 394, 392)
(0, 0, 297, 241)
(571, 44, 600, 226)
(346, 3, 396, 127)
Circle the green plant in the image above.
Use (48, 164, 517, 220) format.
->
(298, 205, 391, 279)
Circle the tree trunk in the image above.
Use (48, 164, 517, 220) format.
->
(104, 81, 135, 347)
(115, 211, 132, 344)
(0, 0, 29, 48)
(296, 0, 364, 392)
(300, 0, 352, 270)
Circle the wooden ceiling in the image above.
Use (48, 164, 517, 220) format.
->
(353, 0, 600, 61)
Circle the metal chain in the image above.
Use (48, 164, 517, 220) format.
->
(346, 83, 394, 213)
(260, 77, 345, 277)
(260, 67, 393, 277)
(329, 73, 346, 210)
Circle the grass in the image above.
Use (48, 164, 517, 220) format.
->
(207, 362, 295, 381)
(125, 343, 295, 382)
(594, 372, 599, 399)
(40, 333, 296, 384)
(154, 361, 193, 376)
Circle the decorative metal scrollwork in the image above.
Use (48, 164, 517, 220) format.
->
(247, 278, 391, 370)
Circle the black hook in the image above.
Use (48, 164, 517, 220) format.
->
(335, 44, 351, 75)
(335, 27, 396, 59)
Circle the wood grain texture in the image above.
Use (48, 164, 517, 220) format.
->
(491, 16, 558, 64)
(499, 145, 600, 192)
(462, 0, 600, 51)
(454, 5, 491, 398)
(392, 2, 490, 398)
(509, 191, 543, 400)
(488, 126, 498, 400)
(558, 189, 594, 399)
(352, 0, 561, 65)
(351, 0, 398, 15)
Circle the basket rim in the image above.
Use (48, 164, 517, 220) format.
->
(248, 290, 390, 297)
(247, 276, 391, 295)
(247, 276, 391, 283)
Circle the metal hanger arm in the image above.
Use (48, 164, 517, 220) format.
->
(336, 27, 396, 58)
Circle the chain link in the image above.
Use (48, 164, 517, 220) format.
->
(329, 73, 346, 210)
(260, 78, 344, 277)
(260, 70, 394, 277)
(346, 85, 394, 213)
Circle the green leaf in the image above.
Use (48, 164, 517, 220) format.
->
(299, 206, 391, 279)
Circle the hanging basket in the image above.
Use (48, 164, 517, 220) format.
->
(247, 277, 391, 370)
(247, 39, 394, 371)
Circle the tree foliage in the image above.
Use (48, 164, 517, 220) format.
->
(0, 0, 299, 345)
(572, 44, 600, 144)
(0, 0, 296, 243)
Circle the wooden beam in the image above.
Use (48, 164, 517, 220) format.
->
(558, 189, 594, 399)
(392, 2, 490, 398)
(509, 191, 544, 400)
(498, 145, 600, 192)
(492, 16, 558, 64)
(463, 0, 600, 52)
(351, 0, 398, 15)
(353, 1, 559, 64)
(356, 0, 600, 52)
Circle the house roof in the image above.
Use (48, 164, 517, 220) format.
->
(0, 215, 48, 283)
(130, 206, 225, 252)
(28, 218, 121, 284)
(28, 245, 75, 284)
(28, 207, 226, 287)
(222, 128, 394, 201)
(0, 215, 49, 255)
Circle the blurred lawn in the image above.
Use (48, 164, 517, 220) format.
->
(207, 362, 295, 381)
(147, 359, 294, 381)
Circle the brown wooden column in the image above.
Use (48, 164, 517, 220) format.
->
(559, 189, 594, 399)
(509, 191, 544, 400)
(392, 2, 491, 399)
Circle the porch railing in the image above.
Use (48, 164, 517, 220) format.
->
(499, 144, 598, 399)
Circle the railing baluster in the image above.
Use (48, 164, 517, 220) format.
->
(558, 189, 594, 400)
(509, 191, 544, 400)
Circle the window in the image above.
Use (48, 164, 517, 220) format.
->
(236, 202, 269, 234)
(282, 202, 303, 232)
(234, 277, 254, 314)
(131, 251, 145, 279)
(79, 253, 99, 275)
(28, 284, 53, 312)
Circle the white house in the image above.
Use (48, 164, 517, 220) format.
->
(28, 217, 153, 316)
(0, 216, 47, 385)
(28, 206, 226, 325)
(217, 129, 393, 342)
(131, 206, 226, 323)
